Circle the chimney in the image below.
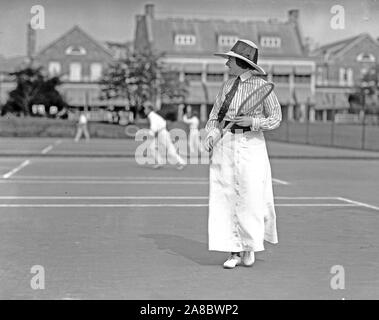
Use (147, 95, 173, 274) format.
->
(288, 9, 299, 24)
(145, 3, 154, 19)
(27, 23, 36, 58)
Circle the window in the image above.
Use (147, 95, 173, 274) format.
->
(48, 61, 61, 76)
(174, 34, 196, 45)
(339, 68, 346, 85)
(90, 63, 102, 81)
(218, 35, 238, 47)
(272, 74, 289, 83)
(346, 68, 354, 86)
(69, 62, 82, 81)
(316, 67, 323, 85)
(65, 45, 87, 55)
(184, 72, 202, 82)
(356, 53, 376, 63)
(206, 73, 224, 82)
(260, 37, 281, 48)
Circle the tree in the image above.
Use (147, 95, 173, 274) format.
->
(100, 48, 188, 120)
(1, 66, 67, 116)
(348, 64, 379, 114)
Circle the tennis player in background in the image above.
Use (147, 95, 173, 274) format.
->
(74, 110, 90, 142)
(143, 101, 186, 170)
(183, 107, 204, 155)
(203, 40, 282, 269)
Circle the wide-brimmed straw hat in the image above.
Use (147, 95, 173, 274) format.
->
(214, 39, 266, 75)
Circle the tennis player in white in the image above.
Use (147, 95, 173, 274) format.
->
(143, 101, 186, 170)
(183, 108, 203, 154)
(204, 40, 282, 269)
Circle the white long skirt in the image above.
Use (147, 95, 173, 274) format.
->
(208, 130, 278, 252)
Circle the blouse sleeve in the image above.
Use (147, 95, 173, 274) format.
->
(251, 90, 282, 131)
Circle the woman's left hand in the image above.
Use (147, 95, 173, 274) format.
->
(229, 116, 252, 127)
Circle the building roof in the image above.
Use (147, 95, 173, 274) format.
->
(36, 25, 113, 58)
(311, 33, 379, 61)
(143, 16, 306, 59)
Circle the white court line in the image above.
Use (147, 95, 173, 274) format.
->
(0, 179, 288, 185)
(338, 197, 379, 212)
(10, 175, 287, 183)
(0, 203, 359, 208)
(2, 160, 30, 179)
(0, 196, 208, 200)
(6, 175, 286, 182)
(41, 145, 53, 154)
(275, 197, 339, 199)
(272, 178, 289, 185)
(10, 175, 208, 181)
(0, 196, 346, 200)
(0, 179, 209, 185)
(41, 139, 62, 154)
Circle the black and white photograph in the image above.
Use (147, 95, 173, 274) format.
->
(0, 0, 379, 303)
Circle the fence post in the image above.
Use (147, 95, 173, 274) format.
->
(286, 119, 290, 142)
(361, 91, 366, 150)
(330, 108, 335, 146)
(305, 104, 310, 144)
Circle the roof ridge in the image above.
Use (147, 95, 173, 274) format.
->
(36, 25, 113, 58)
(316, 33, 364, 51)
(154, 17, 287, 25)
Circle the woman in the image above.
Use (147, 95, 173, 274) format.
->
(204, 39, 281, 269)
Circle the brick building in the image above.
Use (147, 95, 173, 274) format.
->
(311, 33, 379, 121)
(134, 4, 316, 122)
(34, 26, 116, 110)
(0, 25, 132, 122)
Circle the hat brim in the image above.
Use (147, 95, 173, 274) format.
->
(214, 51, 266, 75)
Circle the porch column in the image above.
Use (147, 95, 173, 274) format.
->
(287, 104, 294, 121)
(200, 103, 207, 122)
(322, 110, 328, 122)
(309, 106, 316, 122)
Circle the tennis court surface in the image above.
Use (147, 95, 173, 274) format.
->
(0, 137, 378, 299)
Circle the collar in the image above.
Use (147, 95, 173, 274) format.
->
(239, 70, 253, 82)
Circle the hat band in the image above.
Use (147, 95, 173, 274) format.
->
(230, 41, 258, 64)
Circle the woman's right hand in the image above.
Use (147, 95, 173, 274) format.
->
(204, 136, 214, 152)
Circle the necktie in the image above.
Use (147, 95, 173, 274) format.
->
(217, 76, 241, 123)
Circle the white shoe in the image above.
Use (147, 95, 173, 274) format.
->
(223, 254, 241, 269)
(242, 251, 255, 266)
(152, 164, 163, 169)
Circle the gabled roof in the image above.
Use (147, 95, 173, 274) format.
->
(147, 17, 305, 58)
(311, 33, 379, 60)
(36, 25, 113, 58)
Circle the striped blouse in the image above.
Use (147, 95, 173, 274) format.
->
(205, 70, 282, 135)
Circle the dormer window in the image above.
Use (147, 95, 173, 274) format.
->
(356, 52, 376, 63)
(260, 36, 281, 48)
(218, 35, 238, 47)
(174, 34, 196, 45)
(65, 45, 87, 55)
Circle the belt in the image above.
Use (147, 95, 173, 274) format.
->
(224, 121, 251, 133)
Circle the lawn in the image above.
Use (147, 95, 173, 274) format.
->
(1, 116, 378, 151)
(265, 121, 379, 151)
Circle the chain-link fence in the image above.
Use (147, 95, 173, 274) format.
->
(265, 117, 379, 151)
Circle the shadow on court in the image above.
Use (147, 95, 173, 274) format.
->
(141, 234, 225, 266)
